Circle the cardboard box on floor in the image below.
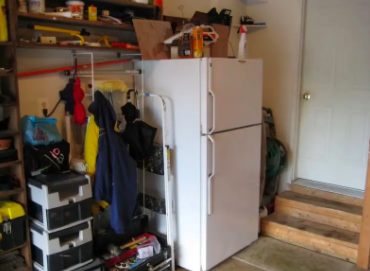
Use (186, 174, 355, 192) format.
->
(133, 19, 230, 60)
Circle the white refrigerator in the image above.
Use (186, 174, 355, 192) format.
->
(137, 58, 262, 271)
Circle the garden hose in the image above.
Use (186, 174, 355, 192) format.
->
(266, 137, 288, 182)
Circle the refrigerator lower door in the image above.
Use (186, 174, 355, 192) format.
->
(201, 58, 263, 134)
(201, 125, 261, 271)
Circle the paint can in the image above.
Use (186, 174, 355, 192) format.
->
(28, 0, 45, 13)
(66, 1, 85, 20)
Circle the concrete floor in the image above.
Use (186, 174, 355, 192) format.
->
(176, 237, 364, 271)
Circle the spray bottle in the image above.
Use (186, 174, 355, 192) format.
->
(192, 22, 204, 58)
(238, 25, 248, 61)
(0, 0, 9, 42)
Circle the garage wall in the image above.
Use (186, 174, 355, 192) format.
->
(246, 0, 305, 191)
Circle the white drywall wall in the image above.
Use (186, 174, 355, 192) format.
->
(246, 0, 304, 191)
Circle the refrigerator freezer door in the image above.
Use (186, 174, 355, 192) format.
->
(200, 125, 261, 271)
(201, 58, 263, 134)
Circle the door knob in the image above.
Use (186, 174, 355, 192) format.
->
(303, 93, 311, 100)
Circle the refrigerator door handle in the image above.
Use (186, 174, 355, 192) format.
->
(208, 89, 216, 134)
(207, 135, 216, 215)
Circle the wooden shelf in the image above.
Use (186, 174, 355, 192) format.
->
(0, 41, 13, 46)
(0, 130, 18, 138)
(233, 25, 267, 29)
(0, 71, 13, 77)
(0, 243, 27, 256)
(90, 0, 157, 9)
(18, 12, 135, 31)
(0, 160, 21, 168)
(0, 103, 16, 107)
(17, 42, 141, 54)
(13, 268, 31, 271)
(0, 188, 24, 198)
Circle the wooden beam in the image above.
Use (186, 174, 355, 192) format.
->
(276, 191, 362, 223)
(357, 140, 370, 269)
(262, 213, 359, 263)
(275, 204, 361, 233)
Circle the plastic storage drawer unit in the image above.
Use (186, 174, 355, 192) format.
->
(28, 172, 93, 232)
(31, 221, 93, 271)
(0, 201, 26, 252)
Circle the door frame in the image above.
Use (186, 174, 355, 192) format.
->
(288, 0, 307, 184)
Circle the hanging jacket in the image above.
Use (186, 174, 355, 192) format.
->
(85, 115, 121, 176)
(85, 115, 99, 176)
(88, 91, 137, 234)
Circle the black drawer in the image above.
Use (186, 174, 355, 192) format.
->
(130, 237, 171, 271)
(95, 214, 172, 271)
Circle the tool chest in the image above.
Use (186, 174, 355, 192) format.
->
(128, 242, 171, 271)
(28, 172, 93, 232)
(97, 214, 172, 271)
(0, 201, 26, 252)
(31, 221, 93, 271)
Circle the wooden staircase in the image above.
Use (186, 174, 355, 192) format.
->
(261, 184, 364, 263)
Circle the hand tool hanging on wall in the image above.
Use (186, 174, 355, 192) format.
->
(28, 24, 91, 45)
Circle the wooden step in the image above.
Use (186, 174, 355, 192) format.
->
(290, 183, 363, 207)
(261, 213, 359, 263)
(276, 191, 362, 232)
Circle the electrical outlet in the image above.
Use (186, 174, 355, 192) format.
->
(37, 98, 49, 117)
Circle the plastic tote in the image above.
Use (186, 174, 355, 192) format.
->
(21, 116, 62, 146)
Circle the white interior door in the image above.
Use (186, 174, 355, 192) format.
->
(201, 126, 260, 270)
(297, 0, 370, 190)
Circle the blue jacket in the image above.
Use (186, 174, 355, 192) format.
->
(88, 91, 137, 234)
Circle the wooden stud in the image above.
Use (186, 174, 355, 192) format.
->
(357, 140, 370, 269)
(0, 0, 34, 268)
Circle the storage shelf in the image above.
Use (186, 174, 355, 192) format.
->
(0, 243, 27, 255)
(90, 0, 157, 9)
(18, 12, 135, 31)
(13, 268, 31, 271)
(0, 71, 13, 77)
(0, 130, 18, 138)
(17, 42, 141, 54)
(0, 103, 16, 107)
(233, 25, 267, 28)
(0, 188, 24, 198)
(0, 41, 13, 46)
(0, 160, 21, 168)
